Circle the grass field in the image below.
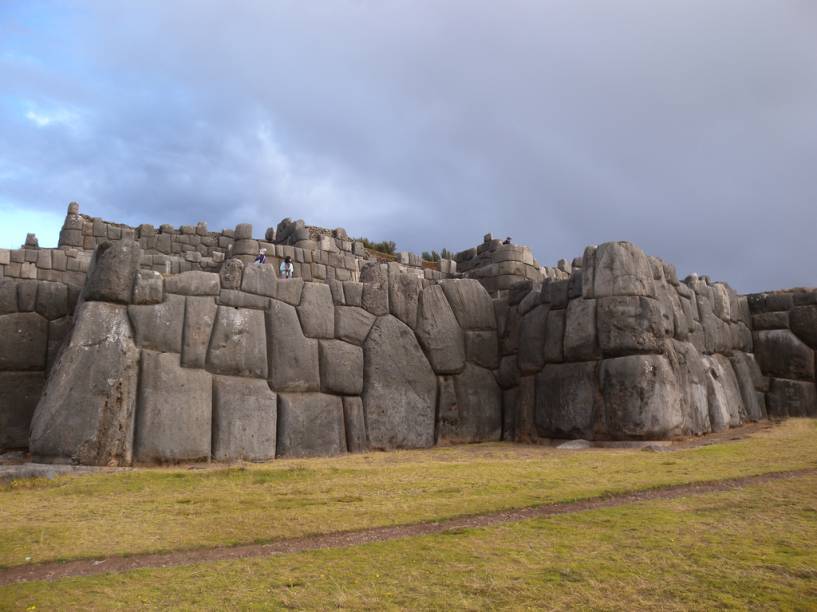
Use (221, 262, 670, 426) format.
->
(1, 420, 817, 609)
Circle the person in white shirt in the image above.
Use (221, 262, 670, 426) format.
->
(279, 255, 294, 279)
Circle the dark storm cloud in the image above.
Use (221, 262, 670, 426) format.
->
(1, 0, 816, 292)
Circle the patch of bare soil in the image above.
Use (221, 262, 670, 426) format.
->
(1, 466, 814, 587)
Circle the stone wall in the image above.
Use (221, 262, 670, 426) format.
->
(746, 288, 817, 418)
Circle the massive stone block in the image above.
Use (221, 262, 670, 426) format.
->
(589, 241, 655, 299)
(600, 354, 684, 439)
(165, 271, 220, 296)
(276, 393, 346, 458)
(0, 371, 45, 449)
(17, 280, 38, 311)
(789, 305, 817, 349)
(597, 296, 665, 357)
(415, 285, 466, 374)
(754, 329, 815, 382)
(132, 270, 164, 305)
(83, 240, 141, 304)
(206, 306, 268, 378)
(440, 279, 496, 330)
(729, 351, 767, 421)
(363, 315, 437, 449)
(543, 308, 566, 363)
(702, 355, 743, 432)
(360, 264, 389, 316)
(388, 265, 422, 329)
(334, 306, 376, 346)
(0, 312, 48, 371)
(437, 363, 502, 443)
(29, 302, 139, 465)
(319, 339, 364, 395)
(518, 304, 549, 374)
(297, 282, 335, 338)
(666, 340, 710, 435)
(46, 316, 72, 372)
(535, 361, 600, 439)
(181, 296, 218, 368)
(219, 258, 244, 290)
(241, 265, 304, 305)
(266, 299, 320, 392)
(35, 281, 69, 320)
(134, 350, 212, 463)
(563, 298, 600, 362)
(212, 376, 277, 461)
(766, 378, 817, 418)
(0, 279, 17, 315)
(128, 294, 185, 354)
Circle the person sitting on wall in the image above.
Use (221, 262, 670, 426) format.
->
(503, 236, 512, 245)
(280, 255, 294, 279)
(254, 248, 267, 265)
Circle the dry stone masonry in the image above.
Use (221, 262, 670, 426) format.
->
(0, 203, 815, 464)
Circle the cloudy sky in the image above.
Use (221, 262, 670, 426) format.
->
(1, 1, 816, 292)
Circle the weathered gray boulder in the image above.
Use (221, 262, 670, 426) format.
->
(0, 371, 45, 449)
(0, 312, 48, 370)
(182, 296, 218, 368)
(328, 279, 346, 305)
(342, 281, 363, 307)
(219, 258, 244, 290)
(440, 279, 496, 330)
(754, 329, 815, 381)
(363, 315, 437, 449)
(518, 304, 549, 374)
(535, 361, 600, 439)
(388, 264, 422, 329)
(128, 294, 185, 354)
(0, 279, 17, 315)
(600, 354, 684, 439)
(84, 240, 141, 304)
(666, 340, 710, 435)
(334, 306, 376, 345)
(35, 281, 69, 319)
(597, 296, 665, 357)
(342, 396, 368, 453)
(132, 270, 164, 305)
(437, 363, 502, 443)
(276, 393, 346, 457)
(563, 298, 601, 361)
(766, 378, 817, 417)
(415, 285, 466, 374)
(543, 309, 566, 363)
(789, 305, 817, 349)
(29, 302, 139, 465)
(165, 271, 220, 296)
(212, 376, 277, 461)
(702, 355, 743, 431)
(360, 263, 389, 315)
(206, 306, 268, 378)
(297, 282, 335, 338)
(752, 312, 789, 330)
(588, 241, 655, 299)
(133, 350, 212, 463)
(266, 299, 320, 391)
(319, 339, 364, 395)
(464, 330, 498, 369)
(17, 280, 38, 312)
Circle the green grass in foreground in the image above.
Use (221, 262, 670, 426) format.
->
(1, 420, 816, 569)
(3, 473, 817, 609)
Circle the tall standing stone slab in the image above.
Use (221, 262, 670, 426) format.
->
(276, 393, 346, 458)
(127, 294, 185, 354)
(437, 363, 502, 443)
(666, 340, 711, 435)
(363, 315, 437, 449)
(29, 302, 139, 465)
(212, 376, 277, 461)
(518, 304, 549, 374)
(206, 306, 268, 378)
(266, 299, 320, 392)
(0, 312, 48, 371)
(182, 296, 218, 368)
(0, 371, 45, 449)
(415, 285, 466, 374)
(388, 264, 422, 329)
(729, 351, 767, 422)
(563, 298, 600, 361)
(342, 396, 368, 453)
(543, 309, 566, 363)
(600, 354, 683, 439)
(134, 350, 212, 463)
(297, 282, 335, 338)
(84, 240, 141, 304)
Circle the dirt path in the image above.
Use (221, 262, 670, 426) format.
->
(2, 467, 815, 587)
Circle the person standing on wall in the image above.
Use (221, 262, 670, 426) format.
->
(254, 248, 267, 265)
(280, 255, 294, 279)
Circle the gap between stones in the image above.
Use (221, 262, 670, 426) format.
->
(2, 467, 815, 587)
